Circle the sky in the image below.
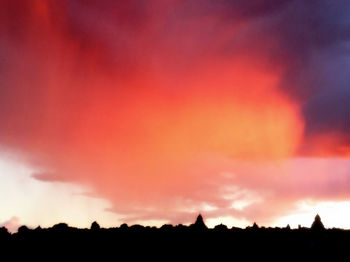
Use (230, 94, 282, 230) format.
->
(1, 0, 350, 231)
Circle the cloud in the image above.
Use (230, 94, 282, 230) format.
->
(1, 216, 20, 233)
(0, 0, 350, 226)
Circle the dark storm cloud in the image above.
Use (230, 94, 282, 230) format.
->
(271, 0, 350, 153)
(220, 0, 350, 154)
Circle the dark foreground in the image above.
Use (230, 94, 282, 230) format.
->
(1, 215, 349, 258)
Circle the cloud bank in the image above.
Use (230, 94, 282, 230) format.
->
(1, 0, 350, 225)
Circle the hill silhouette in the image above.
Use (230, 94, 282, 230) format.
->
(1, 214, 349, 257)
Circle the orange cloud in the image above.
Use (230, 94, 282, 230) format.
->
(0, 0, 314, 225)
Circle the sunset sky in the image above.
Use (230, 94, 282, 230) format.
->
(1, 0, 350, 232)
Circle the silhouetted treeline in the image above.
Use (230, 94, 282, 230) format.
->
(1, 214, 350, 257)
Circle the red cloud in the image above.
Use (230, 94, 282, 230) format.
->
(1, 0, 349, 226)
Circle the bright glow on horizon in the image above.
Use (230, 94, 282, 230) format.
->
(0, 156, 121, 232)
(2, 155, 350, 231)
(274, 200, 350, 229)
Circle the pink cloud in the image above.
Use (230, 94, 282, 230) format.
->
(1, 216, 21, 233)
(0, 1, 349, 228)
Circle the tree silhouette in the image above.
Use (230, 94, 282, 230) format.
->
(2, 212, 349, 255)
(190, 214, 208, 231)
(214, 223, 228, 232)
(52, 223, 69, 231)
(91, 221, 100, 231)
(311, 214, 325, 231)
(18, 225, 30, 234)
(0, 227, 9, 237)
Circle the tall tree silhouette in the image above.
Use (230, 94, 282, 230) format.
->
(311, 214, 325, 231)
(190, 214, 208, 231)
